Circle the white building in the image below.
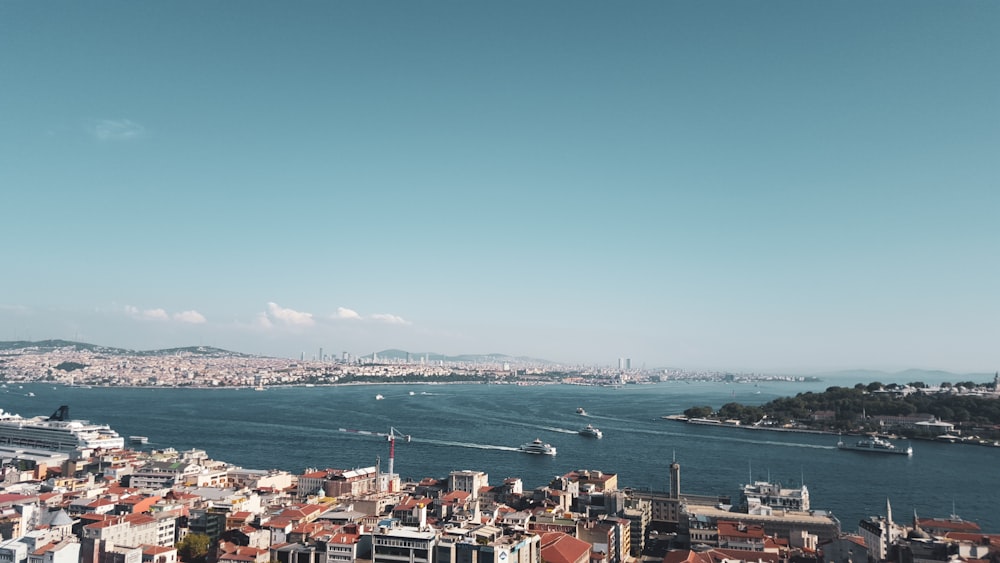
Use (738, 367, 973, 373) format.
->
(448, 471, 489, 500)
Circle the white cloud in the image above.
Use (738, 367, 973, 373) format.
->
(93, 118, 146, 141)
(173, 310, 207, 324)
(265, 302, 315, 327)
(254, 312, 273, 329)
(335, 307, 362, 320)
(332, 306, 411, 325)
(126, 305, 207, 324)
(370, 313, 410, 325)
(125, 306, 169, 321)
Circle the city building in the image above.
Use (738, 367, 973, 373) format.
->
(448, 471, 489, 500)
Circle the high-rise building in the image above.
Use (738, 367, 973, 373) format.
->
(625, 358, 632, 370)
(618, 358, 624, 370)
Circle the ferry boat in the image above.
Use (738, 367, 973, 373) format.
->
(129, 435, 149, 444)
(837, 435, 912, 456)
(0, 405, 125, 452)
(519, 438, 557, 455)
(579, 424, 603, 438)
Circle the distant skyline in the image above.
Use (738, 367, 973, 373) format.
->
(2, 2, 997, 373)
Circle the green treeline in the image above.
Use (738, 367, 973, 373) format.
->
(684, 381, 1000, 435)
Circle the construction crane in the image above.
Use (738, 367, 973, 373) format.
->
(338, 426, 410, 478)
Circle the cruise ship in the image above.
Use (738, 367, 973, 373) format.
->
(0, 405, 125, 453)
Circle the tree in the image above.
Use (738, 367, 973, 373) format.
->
(683, 406, 713, 418)
(176, 533, 211, 563)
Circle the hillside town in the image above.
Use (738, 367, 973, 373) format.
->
(0, 404, 996, 563)
(0, 342, 811, 388)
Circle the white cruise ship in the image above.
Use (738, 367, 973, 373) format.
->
(0, 405, 125, 452)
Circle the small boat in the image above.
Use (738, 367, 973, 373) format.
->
(837, 435, 912, 455)
(520, 438, 557, 455)
(409, 391, 415, 396)
(375, 394, 385, 400)
(27, 392, 35, 397)
(579, 424, 603, 438)
(576, 407, 587, 415)
(129, 436, 149, 444)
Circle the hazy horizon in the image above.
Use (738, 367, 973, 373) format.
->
(2, 2, 997, 374)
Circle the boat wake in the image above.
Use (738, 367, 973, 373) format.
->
(538, 426, 578, 434)
(414, 438, 520, 452)
(584, 414, 633, 423)
(474, 418, 576, 435)
(629, 426, 837, 450)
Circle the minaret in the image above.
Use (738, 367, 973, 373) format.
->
(669, 455, 681, 499)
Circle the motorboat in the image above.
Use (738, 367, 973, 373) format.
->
(579, 424, 603, 438)
(519, 438, 557, 455)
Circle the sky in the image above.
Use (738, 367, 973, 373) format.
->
(1, 1, 997, 373)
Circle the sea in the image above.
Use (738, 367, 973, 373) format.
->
(1, 378, 996, 533)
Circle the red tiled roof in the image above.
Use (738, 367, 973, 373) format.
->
(124, 513, 157, 526)
(540, 532, 591, 563)
(944, 532, 1000, 548)
(441, 491, 471, 503)
(265, 517, 292, 529)
(663, 549, 713, 563)
(31, 542, 57, 556)
(218, 555, 255, 562)
(330, 533, 360, 544)
(709, 548, 783, 563)
(718, 521, 766, 539)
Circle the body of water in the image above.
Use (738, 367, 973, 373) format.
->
(2, 379, 995, 533)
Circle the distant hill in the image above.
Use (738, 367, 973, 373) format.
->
(0, 341, 540, 364)
(0, 340, 257, 358)
(373, 349, 553, 364)
(0, 339, 132, 354)
(815, 368, 996, 385)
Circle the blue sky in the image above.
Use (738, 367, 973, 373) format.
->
(1, 1, 997, 372)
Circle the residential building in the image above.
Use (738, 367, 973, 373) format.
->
(448, 471, 488, 500)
